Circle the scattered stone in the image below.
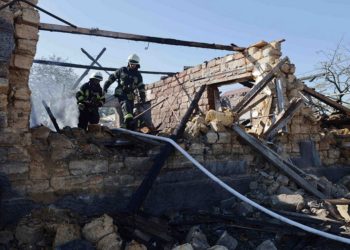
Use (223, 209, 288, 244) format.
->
(216, 230, 238, 250)
(185, 226, 210, 250)
(82, 214, 114, 243)
(256, 240, 277, 250)
(172, 243, 194, 250)
(125, 240, 147, 250)
(56, 239, 95, 250)
(97, 232, 122, 250)
(15, 217, 43, 244)
(48, 133, 75, 161)
(208, 246, 228, 250)
(267, 182, 280, 195)
(234, 201, 254, 217)
(277, 186, 294, 195)
(271, 194, 305, 211)
(276, 175, 289, 186)
(53, 224, 81, 248)
(311, 208, 329, 218)
(249, 181, 258, 190)
(0, 230, 13, 245)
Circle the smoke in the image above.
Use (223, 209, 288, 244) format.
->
(29, 78, 79, 130)
(29, 56, 80, 130)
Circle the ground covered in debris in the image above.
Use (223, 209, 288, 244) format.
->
(0, 200, 350, 250)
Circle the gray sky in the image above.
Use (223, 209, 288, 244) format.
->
(36, 0, 350, 88)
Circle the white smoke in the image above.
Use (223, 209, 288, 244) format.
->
(29, 56, 80, 130)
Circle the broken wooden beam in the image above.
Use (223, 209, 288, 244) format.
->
(41, 100, 60, 133)
(232, 124, 326, 199)
(81, 48, 110, 76)
(232, 57, 289, 114)
(263, 97, 304, 139)
(20, 0, 77, 28)
(127, 85, 207, 213)
(72, 47, 106, 89)
(237, 94, 268, 117)
(39, 23, 245, 52)
(33, 59, 176, 76)
(303, 86, 350, 116)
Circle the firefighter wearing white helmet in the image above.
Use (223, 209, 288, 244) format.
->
(76, 71, 105, 130)
(103, 54, 146, 129)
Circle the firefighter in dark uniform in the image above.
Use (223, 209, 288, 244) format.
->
(76, 72, 105, 130)
(103, 54, 146, 129)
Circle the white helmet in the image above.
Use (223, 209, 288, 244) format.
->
(127, 53, 140, 64)
(90, 72, 103, 81)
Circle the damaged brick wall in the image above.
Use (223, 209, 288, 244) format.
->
(146, 40, 350, 166)
(145, 40, 282, 131)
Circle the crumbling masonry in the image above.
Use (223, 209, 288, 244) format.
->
(1, 0, 350, 222)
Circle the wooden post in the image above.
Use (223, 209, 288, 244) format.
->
(127, 85, 207, 213)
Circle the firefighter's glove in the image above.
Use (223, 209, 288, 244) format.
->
(78, 103, 85, 110)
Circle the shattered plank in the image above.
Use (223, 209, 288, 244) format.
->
(72, 47, 106, 89)
(127, 85, 207, 213)
(41, 100, 60, 133)
(238, 94, 267, 117)
(263, 98, 304, 139)
(255, 96, 272, 135)
(303, 86, 350, 116)
(232, 57, 289, 114)
(39, 23, 245, 52)
(33, 59, 175, 76)
(232, 124, 326, 199)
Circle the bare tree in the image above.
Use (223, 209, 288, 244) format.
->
(316, 40, 350, 106)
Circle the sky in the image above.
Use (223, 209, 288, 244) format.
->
(35, 0, 350, 89)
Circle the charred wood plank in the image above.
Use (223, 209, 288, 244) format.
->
(237, 94, 267, 117)
(127, 85, 207, 213)
(41, 100, 60, 133)
(232, 124, 326, 199)
(81, 48, 110, 76)
(20, 0, 76, 27)
(263, 97, 303, 139)
(39, 23, 245, 52)
(233, 57, 289, 114)
(114, 213, 174, 243)
(303, 86, 350, 116)
(72, 47, 106, 89)
(33, 59, 176, 76)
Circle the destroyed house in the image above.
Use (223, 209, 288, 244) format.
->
(1, 0, 350, 248)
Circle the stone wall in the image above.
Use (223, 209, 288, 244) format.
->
(0, 0, 39, 201)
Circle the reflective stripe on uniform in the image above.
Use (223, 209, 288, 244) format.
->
(124, 113, 133, 121)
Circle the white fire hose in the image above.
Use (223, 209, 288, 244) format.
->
(114, 128, 350, 245)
